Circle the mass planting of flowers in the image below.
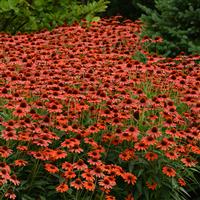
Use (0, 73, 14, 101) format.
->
(0, 16, 200, 200)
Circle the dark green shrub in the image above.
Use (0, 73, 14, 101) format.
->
(0, 0, 109, 34)
(139, 0, 200, 57)
(102, 0, 155, 20)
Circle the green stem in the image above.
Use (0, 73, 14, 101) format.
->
(28, 159, 40, 192)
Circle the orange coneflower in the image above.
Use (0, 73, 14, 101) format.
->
(162, 166, 176, 177)
(156, 138, 170, 151)
(52, 149, 67, 160)
(0, 146, 13, 158)
(81, 169, 95, 182)
(9, 174, 20, 186)
(61, 138, 80, 148)
(87, 157, 102, 166)
(68, 144, 83, 153)
(87, 150, 101, 159)
(145, 152, 158, 161)
(63, 170, 76, 179)
(0, 168, 10, 180)
(33, 139, 50, 147)
(181, 157, 197, 167)
(29, 151, 46, 160)
(44, 163, 59, 174)
(4, 190, 16, 200)
(61, 162, 73, 170)
(178, 178, 186, 187)
(1, 128, 17, 141)
(99, 176, 116, 190)
(119, 148, 135, 161)
(122, 172, 137, 185)
(147, 126, 161, 138)
(119, 151, 133, 161)
(17, 100, 30, 113)
(142, 135, 156, 146)
(84, 138, 98, 147)
(73, 159, 88, 171)
(16, 145, 28, 151)
(71, 178, 83, 190)
(165, 151, 179, 160)
(105, 194, 116, 200)
(91, 165, 105, 178)
(56, 182, 69, 193)
(134, 141, 148, 151)
(83, 181, 95, 191)
(146, 180, 157, 190)
(14, 159, 28, 167)
(13, 108, 27, 118)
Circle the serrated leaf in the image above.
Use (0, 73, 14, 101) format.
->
(0, 0, 10, 11)
(91, 16, 100, 22)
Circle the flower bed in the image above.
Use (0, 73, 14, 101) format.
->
(0, 16, 200, 200)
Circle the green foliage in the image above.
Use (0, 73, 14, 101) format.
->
(103, 0, 155, 20)
(0, 0, 109, 34)
(139, 0, 200, 57)
(131, 50, 148, 64)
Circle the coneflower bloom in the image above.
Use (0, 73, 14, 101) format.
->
(4, 190, 16, 200)
(83, 181, 95, 191)
(61, 162, 73, 170)
(146, 180, 157, 190)
(178, 178, 186, 186)
(17, 100, 30, 113)
(16, 145, 28, 151)
(147, 126, 161, 138)
(119, 151, 133, 161)
(81, 169, 95, 182)
(99, 176, 116, 190)
(122, 172, 137, 185)
(87, 157, 102, 166)
(56, 182, 69, 193)
(91, 165, 105, 178)
(63, 170, 76, 179)
(1, 128, 17, 141)
(44, 163, 59, 174)
(0, 168, 10, 180)
(165, 151, 179, 160)
(156, 138, 170, 151)
(73, 159, 88, 171)
(162, 166, 176, 177)
(87, 150, 101, 159)
(0, 146, 13, 158)
(145, 152, 158, 161)
(181, 157, 197, 167)
(105, 194, 116, 200)
(141, 135, 156, 146)
(9, 174, 20, 186)
(68, 144, 83, 153)
(51, 149, 67, 160)
(29, 151, 46, 160)
(13, 107, 27, 118)
(70, 178, 83, 190)
(134, 141, 148, 151)
(14, 160, 28, 167)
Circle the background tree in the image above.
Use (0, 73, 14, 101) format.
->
(139, 0, 200, 56)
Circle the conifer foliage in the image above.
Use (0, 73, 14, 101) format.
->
(139, 0, 200, 56)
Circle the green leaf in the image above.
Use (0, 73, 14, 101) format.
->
(0, 0, 10, 11)
(8, 0, 20, 9)
(91, 16, 100, 22)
